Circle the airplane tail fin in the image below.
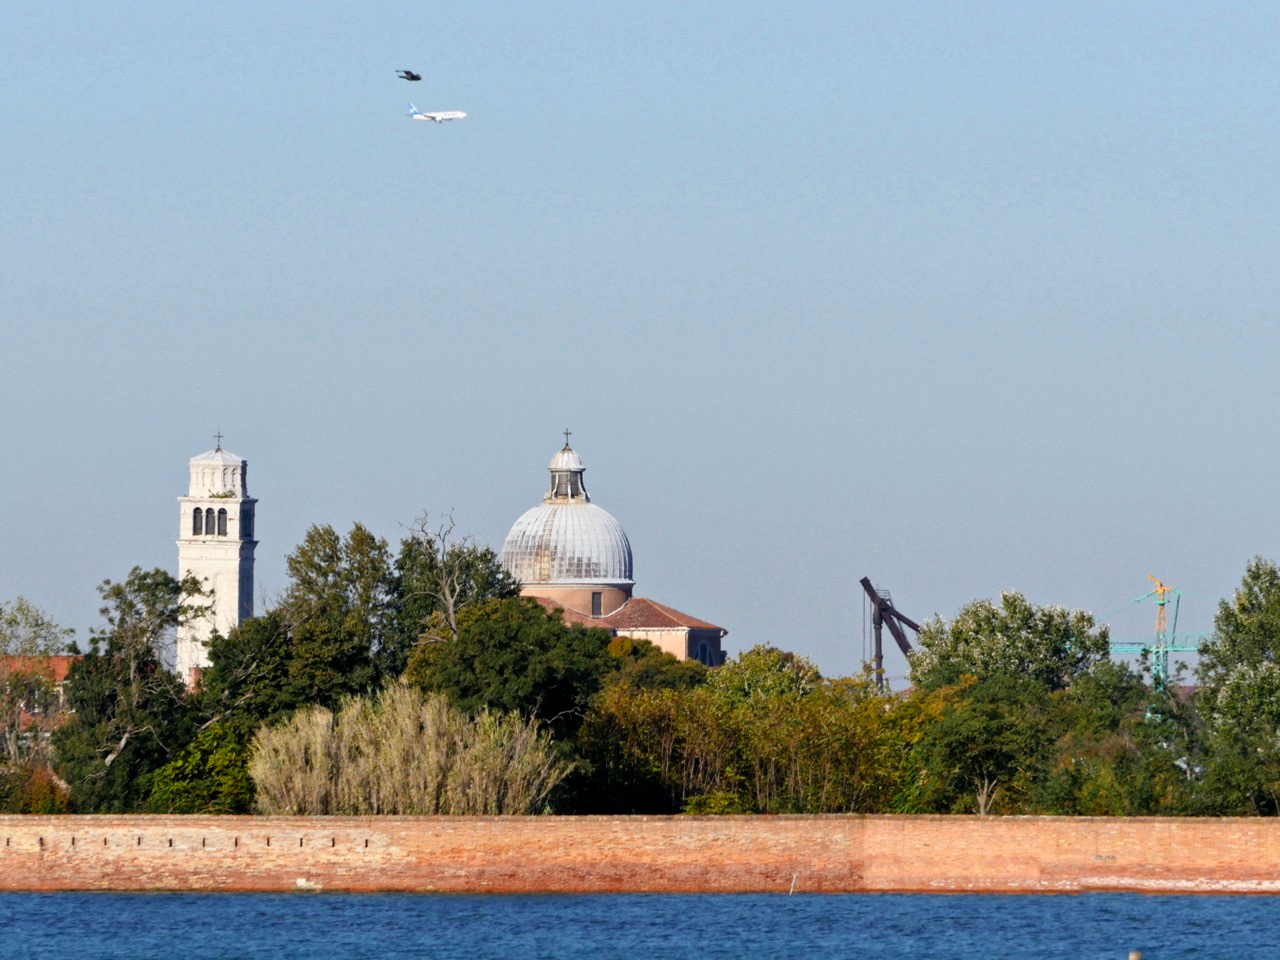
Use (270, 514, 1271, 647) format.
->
(407, 102, 418, 115)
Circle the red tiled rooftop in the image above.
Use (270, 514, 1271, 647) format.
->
(531, 596, 724, 634)
(602, 597, 724, 633)
(1, 655, 77, 683)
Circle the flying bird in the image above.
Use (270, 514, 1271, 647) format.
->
(396, 70, 422, 81)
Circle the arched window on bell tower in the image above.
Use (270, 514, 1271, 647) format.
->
(192, 509, 203, 536)
(205, 508, 215, 535)
(217, 508, 228, 536)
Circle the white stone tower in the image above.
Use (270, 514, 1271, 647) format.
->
(175, 440, 257, 685)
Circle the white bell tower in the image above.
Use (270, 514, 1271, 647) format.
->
(175, 438, 257, 686)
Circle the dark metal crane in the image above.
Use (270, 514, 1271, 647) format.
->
(859, 577, 920, 691)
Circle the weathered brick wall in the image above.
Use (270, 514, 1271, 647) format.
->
(0, 815, 1277, 893)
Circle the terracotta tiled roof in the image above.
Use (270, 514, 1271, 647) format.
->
(1, 655, 77, 683)
(530, 595, 725, 635)
(602, 597, 724, 633)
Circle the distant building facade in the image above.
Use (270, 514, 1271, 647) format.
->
(175, 443, 257, 686)
(500, 438, 726, 665)
(0, 654, 76, 745)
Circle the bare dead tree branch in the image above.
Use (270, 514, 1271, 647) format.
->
(403, 511, 473, 645)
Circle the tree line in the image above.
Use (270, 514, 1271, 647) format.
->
(5, 526, 1280, 817)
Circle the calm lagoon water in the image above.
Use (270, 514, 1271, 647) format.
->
(0, 892, 1276, 960)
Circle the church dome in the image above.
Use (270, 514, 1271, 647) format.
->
(500, 440, 634, 587)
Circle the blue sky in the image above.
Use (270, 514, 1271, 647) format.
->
(4, 2, 1279, 680)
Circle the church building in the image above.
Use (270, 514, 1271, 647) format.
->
(175, 441, 257, 686)
(166, 435, 721, 682)
(499, 437, 726, 665)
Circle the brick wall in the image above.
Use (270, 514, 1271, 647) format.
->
(0, 815, 1277, 893)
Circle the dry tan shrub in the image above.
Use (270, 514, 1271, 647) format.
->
(249, 686, 570, 815)
(332, 685, 465, 814)
(445, 710, 570, 815)
(332, 696, 379, 813)
(247, 707, 334, 814)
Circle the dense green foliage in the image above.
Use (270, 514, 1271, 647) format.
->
(30, 539, 1280, 817)
(405, 597, 615, 740)
(148, 719, 256, 813)
(388, 518, 520, 674)
(1195, 557, 1280, 814)
(152, 521, 525, 811)
(577, 657, 910, 815)
(275, 523, 391, 709)
(899, 674, 1053, 814)
(909, 592, 1111, 692)
(53, 568, 203, 812)
(602, 636, 709, 692)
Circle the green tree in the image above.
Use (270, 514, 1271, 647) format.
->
(166, 524, 397, 806)
(898, 674, 1052, 814)
(732, 676, 910, 814)
(53, 568, 204, 812)
(199, 612, 295, 723)
(1195, 557, 1280, 814)
(576, 684, 735, 814)
(157, 519, 518, 808)
(602, 636, 708, 693)
(405, 597, 615, 740)
(147, 719, 256, 813)
(707, 644, 822, 703)
(148, 612, 295, 813)
(909, 592, 1110, 693)
(277, 523, 392, 708)
(579, 658, 912, 816)
(1034, 660, 1193, 815)
(384, 514, 520, 676)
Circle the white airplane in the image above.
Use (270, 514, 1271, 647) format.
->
(407, 102, 466, 123)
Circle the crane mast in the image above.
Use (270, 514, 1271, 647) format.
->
(1109, 574, 1198, 689)
(859, 577, 920, 691)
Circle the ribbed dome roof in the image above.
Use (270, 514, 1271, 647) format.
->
(501, 502, 633, 585)
(500, 440, 634, 586)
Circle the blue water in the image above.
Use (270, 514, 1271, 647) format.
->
(0, 892, 1276, 959)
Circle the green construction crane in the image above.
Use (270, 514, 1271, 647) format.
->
(1108, 574, 1203, 689)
